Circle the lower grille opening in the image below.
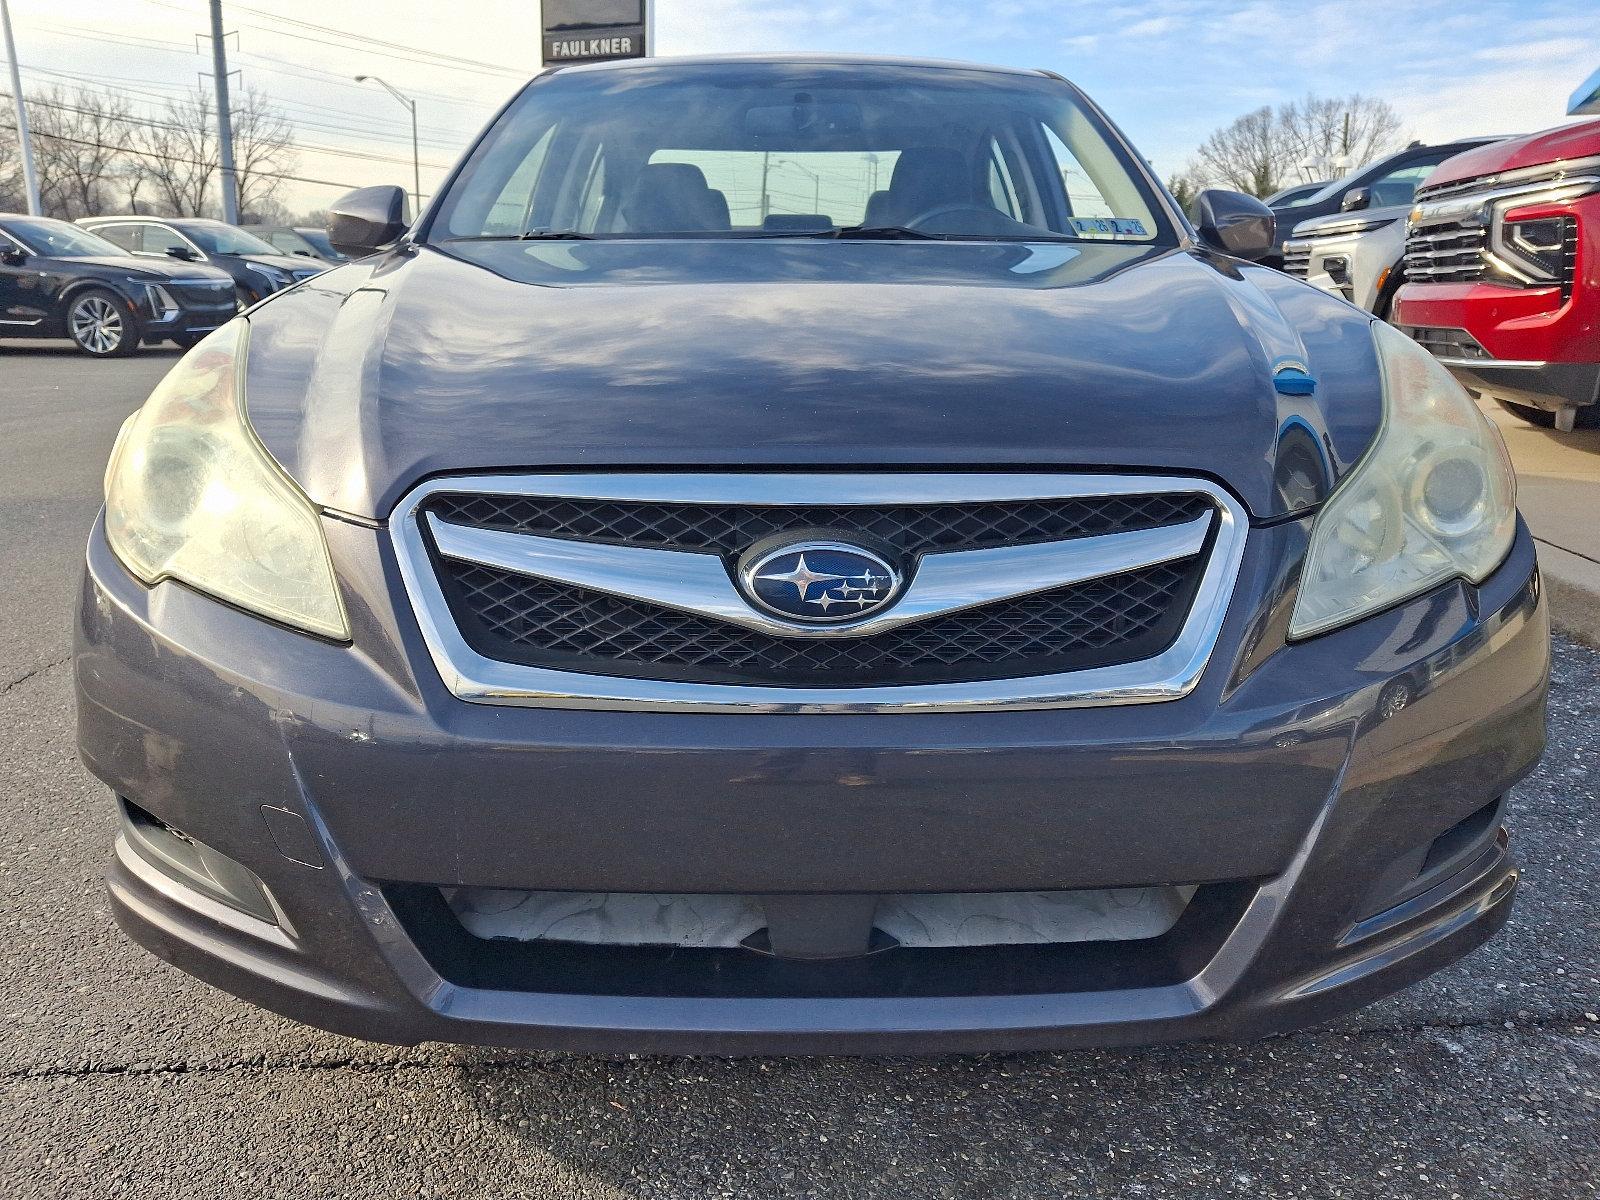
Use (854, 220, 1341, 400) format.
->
(1352, 795, 1508, 924)
(384, 882, 1257, 999)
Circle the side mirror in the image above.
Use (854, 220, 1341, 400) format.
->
(165, 245, 198, 261)
(328, 185, 411, 258)
(1191, 189, 1277, 261)
(1, 247, 26, 266)
(1340, 187, 1372, 213)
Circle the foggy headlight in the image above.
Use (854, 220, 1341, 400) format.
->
(1289, 322, 1516, 639)
(103, 320, 349, 640)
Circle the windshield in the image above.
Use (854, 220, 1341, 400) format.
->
(182, 222, 279, 256)
(6, 218, 127, 258)
(430, 62, 1171, 244)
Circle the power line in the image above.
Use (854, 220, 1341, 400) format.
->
(0, 121, 366, 191)
(18, 61, 473, 145)
(18, 21, 499, 109)
(137, 0, 529, 77)
(3, 91, 457, 170)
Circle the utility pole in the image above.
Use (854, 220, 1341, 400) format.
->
(208, 0, 239, 223)
(0, 0, 40, 214)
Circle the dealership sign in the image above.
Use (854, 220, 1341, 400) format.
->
(543, 0, 649, 65)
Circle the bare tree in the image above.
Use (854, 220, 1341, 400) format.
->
(1189, 94, 1406, 198)
(22, 86, 133, 218)
(1277, 94, 1403, 183)
(0, 122, 23, 211)
(232, 85, 298, 221)
(1192, 106, 1287, 199)
(127, 88, 217, 217)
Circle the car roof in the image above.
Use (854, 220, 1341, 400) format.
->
(546, 52, 1050, 79)
(79, 215, 214, 227)
(1295, 137, 1506, 206)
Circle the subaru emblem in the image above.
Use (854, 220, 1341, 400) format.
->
(738, 540, 903, 624)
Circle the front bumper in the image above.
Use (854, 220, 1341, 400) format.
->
(75, 512, 1548, 1053)
(1399, 324, 1600, 414)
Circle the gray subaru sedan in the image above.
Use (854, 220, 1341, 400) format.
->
(75, 56, 1547, 1054)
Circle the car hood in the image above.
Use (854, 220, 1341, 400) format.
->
(1424, 118, 1600, 191)
(1289, 205, 1411, 239)
(243, 240, 1383, 520)
(65, 255, 234, 283)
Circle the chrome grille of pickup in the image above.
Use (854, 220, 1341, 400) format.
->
(1404, 220, 1488, 284)
(1281, 242, 1311, 278)
(438, 557, 1201, 687)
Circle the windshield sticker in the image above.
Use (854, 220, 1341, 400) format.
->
(1070, 217, 1149, 238)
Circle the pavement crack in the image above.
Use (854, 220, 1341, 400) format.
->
(5, 1012, 1595, 1081)
(0, 655, 71, 696)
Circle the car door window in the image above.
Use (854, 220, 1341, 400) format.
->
(1364, 159, 1446, 209)
(141, 224, 197, 258)
(269, 231, 310, 256)
(94, 224, 142, 253)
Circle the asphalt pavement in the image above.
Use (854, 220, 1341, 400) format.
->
(0, 340, 1596, 1199)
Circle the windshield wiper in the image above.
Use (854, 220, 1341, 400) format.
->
(829, 225, 945, 241)
(518, 228, 595, 240)
(828, 226, 1089, 243)
(442, 230, 596, 242)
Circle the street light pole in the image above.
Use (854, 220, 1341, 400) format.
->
(0, 0, 40, 214)
(356, 74, 420, 214)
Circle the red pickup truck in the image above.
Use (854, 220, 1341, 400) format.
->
(1394, 118, 1600, 430)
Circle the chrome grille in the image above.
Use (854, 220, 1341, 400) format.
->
(1404, 220, 1488, 284)
(389, 473, 1249, 713)
(1281, 242, 1311, 278)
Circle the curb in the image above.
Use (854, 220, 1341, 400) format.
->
(1540, 541, 1600, 651)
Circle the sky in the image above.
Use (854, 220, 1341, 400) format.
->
(3, 0, 1597, 214)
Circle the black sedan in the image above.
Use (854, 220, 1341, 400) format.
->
(0, 215, 237, 356)
(75, 216, 326, 307)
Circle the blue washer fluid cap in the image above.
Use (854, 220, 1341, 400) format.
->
(1273, 362, 1318, 396)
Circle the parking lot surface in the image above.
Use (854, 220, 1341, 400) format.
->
(1, 341, 1596, 1199)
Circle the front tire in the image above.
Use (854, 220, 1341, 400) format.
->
(66, 289, 139, 357)
(170, 332, 207, 350)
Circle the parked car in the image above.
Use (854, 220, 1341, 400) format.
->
(1283, 138, 1511, 317)
(1283, 207, 1409, 315)
(75, 216, 326, 307)
(0, 214, 236, 355)
(253, 225, 349, 264)
(1266, 138, 1505, 268)
(1263, 180, 1328, 209)
(1395, 118, 1600, 431)
(78, 56, 1544, 1055)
